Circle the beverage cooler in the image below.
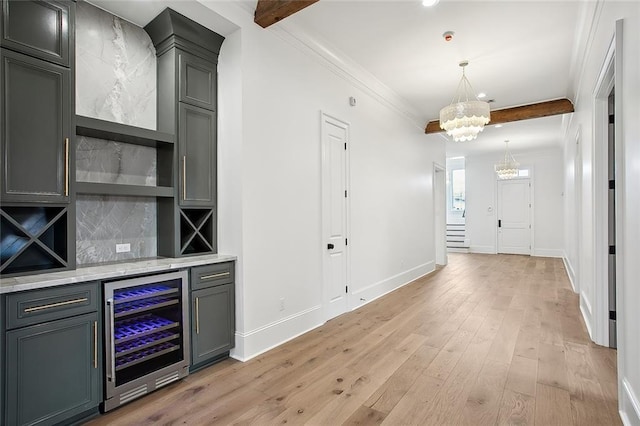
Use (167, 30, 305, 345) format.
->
(103, 270, 190, 411)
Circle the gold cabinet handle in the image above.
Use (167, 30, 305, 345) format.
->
(23, 297, 88, 313)
(93, 321, 98, 369)
(64, 138, 69, 196)
(195, 297, 200, 334)
(182, 156, 187, 201)
(200, 272, 230, 280)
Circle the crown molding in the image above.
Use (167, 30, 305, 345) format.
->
(264, 19, 426, 130)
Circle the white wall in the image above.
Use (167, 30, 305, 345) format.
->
(209, 3, 444, 360)
(464, 148, 565, 257)
(563, 1, 640, 424)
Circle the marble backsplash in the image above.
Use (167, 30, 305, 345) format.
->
(75, 3, 159, 265)
(76, 136, 157, 186)
(76, 195, 157, 265)
(76, 1, 156, 129)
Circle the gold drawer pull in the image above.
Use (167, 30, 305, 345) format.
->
(195, 297, 200, 334)
(182, 156, 187, 201)
(93, 321, 98, 369)
(64, 138, 69, 197)
(200, 272, 230, 280)
(24, 297, 88, 313)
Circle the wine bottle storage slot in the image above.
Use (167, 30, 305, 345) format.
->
(114, 297, 179, 318)
(0, 206, 68, 275)
(115, 342, 180, 371)
(115, 330, 180, 358)
(114, 315, 179, 344)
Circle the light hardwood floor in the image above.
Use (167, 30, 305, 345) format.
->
(87, 253, 620, 425)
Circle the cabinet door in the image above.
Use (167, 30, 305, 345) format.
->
(1, 49, 71, 203)
(178, 103, 215, 207)
(178, 51, 216, 111)
(191, 284, 234, 366)
(5, 312, 101, 426)
(1, 0, 73, 67)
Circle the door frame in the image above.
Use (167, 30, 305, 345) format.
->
(592, 25, 622, 348)
(496, 176, 533, 255)
(320, 111, 351, 321)
(433, 163, 447, 266)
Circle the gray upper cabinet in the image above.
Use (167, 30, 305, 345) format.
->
(179, 51, 216, 111)
(179, 103, 216, 207)
(1, 0, 74, 67)
(1, 49, 71, 203)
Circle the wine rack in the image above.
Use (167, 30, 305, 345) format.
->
(0, 206, 69, 275)
(104, 270, 189, 411)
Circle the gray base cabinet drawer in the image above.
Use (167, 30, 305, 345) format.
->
(190, 262, 233, 290)
(5, 282, 98, 329)
(5, 312, 101, 426)
(191, 283, 234, 367)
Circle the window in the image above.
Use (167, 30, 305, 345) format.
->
(518, 169, 530, 177)
(451, 169, 465, 212)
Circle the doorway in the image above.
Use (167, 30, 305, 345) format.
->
(497, 179, 531, 255)
(434, 164, 447, 266)
(321, 112, 350, 321)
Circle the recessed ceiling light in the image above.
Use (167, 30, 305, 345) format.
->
(422, 0, 440, 7)
(495, 124, 503, 128)
(477, 92, 487, 99)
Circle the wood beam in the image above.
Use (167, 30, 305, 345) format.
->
(424, 98, 575, 134)
(254, 0, 319, 28)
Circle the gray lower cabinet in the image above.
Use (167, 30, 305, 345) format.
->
(1, 48, 71, 203)
(3, 282, 101, 426)
(190, 262, 235, 370)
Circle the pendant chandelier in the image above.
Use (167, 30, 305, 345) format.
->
(439, 61, 490, 142)
(495, 140, 519, 179)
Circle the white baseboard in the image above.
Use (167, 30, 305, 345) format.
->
(350, 261, 435, 311)
(579, 302, 594, 342)
(532, 248, 564, 258)
(469, 245, 495, 254)
(230, 305, 324, 362)
(230, 261, 435, 362)
(562, 256, 578, 293)
(621, 379, 640, 426)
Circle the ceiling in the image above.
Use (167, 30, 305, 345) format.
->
(286, 0, 582, 157)
(89, 0, 583, 157)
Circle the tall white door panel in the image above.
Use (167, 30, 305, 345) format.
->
(497, 179, 531, 255)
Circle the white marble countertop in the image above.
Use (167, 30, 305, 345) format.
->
(0, 254, 237, 294)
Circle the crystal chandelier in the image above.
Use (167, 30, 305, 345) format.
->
(495, 140, 519, 179)
(439, 61, 491, 142)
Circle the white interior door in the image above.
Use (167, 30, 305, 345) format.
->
(434, 164, 447, 265)
(497, 179, 531, 255)
(321, 113, 349, 320)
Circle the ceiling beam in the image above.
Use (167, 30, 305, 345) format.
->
(424, 98, 575, 134)
(254, 0, 319, 28)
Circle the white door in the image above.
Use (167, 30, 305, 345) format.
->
(497, 179, 531, 255)
(321, 113, 349, 320)
(434, 164, 447, 265)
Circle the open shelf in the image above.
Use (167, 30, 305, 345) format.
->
(0, 206, 69, 275)
(76, 115, 174, 148)
(75, 182, 174, 198)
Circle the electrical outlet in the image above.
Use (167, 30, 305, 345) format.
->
(116, 243, 131, 253)
(279, 297, 285, 311)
